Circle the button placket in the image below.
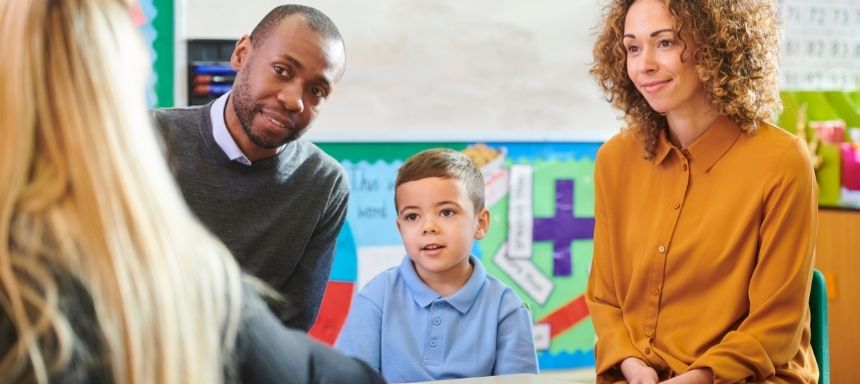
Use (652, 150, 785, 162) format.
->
(423, 301, 445, 364)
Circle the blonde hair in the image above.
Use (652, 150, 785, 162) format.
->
(591, 0, 781, 158)
(0, 0, 242, 383)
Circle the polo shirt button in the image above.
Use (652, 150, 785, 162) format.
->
(429, 338, 438, 348)
(644, 328, 653, 337)
(432, 317, 441, 326)
(651, 287, 660, 296)
(673, 203, 680, 209)
(658, 245, 666, 253)
(645, 347, 652, 355)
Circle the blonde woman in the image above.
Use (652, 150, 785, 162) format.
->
(586, 0, 817, 383)
(0, 0, 383, 383)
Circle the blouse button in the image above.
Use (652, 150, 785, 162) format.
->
(658, 245, 666, 253)
(645, 347, 652, 355)
(644, 328, 654, 337)
(682, 163, 688, 171)
(651, 287, 660, 296)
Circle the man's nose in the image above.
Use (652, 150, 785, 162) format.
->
(277, 82, 304, 113)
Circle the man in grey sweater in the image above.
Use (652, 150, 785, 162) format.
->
(152, 5, 348, 331)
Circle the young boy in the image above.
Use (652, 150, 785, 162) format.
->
(336, 148, 538, 382)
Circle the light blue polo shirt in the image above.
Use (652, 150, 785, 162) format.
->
(336, 255, 538, 382)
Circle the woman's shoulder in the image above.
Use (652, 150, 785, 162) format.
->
(598, 129, 642, 157)
(747, 122, 814, 172)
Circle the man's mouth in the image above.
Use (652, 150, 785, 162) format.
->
(263, 113, 288, 128)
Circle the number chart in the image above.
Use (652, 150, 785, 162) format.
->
(780, 0, 860, 90)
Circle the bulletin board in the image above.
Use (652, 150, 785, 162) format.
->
(308, 141, 601, 370)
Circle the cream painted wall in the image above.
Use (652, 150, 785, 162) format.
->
(178, 1, 620, 140)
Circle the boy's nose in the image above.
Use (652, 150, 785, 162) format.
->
(422, 222, 439, 234)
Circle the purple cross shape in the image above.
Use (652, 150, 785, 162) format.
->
(532, 179, 595, 276)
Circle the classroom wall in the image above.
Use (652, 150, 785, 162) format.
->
(178, 0, 620, 140)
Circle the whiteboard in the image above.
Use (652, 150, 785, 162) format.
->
(180, 0, 621, 140)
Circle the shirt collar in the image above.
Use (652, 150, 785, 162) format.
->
(655, 115, 742, 171)
(210, 91, 253, 166)
(399, 255, 487, 314)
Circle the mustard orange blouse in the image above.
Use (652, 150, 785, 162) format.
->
(586, 116, 818, 383)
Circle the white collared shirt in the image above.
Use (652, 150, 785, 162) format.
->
(210, 92, 253, 166)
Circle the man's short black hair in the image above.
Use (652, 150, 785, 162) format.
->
(249, 4, 343, 47)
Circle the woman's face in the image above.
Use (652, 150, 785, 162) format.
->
(623, 0, 707, 116)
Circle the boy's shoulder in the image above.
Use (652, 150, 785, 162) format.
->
(355, 264, 402, 304)
(481, 272, 526, 308)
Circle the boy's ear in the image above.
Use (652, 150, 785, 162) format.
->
(474, 208, 490, 240)
(231, 35, 252, 71)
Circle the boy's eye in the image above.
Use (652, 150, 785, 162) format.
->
(404, 213, 419, 221)
(440, 209, 455, 217)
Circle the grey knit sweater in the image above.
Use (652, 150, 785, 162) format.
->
(152, 104, 349, 331)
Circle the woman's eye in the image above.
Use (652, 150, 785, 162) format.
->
(625, 45, 639, 54)
(658, 39, 672, 48)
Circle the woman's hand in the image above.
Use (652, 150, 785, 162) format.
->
(660, 368, 714, 384)
(620, 357, 659, 384)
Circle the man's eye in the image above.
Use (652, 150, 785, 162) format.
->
(273, 66, 288, 76)
(441, 209, 455, 217)
(310, 86, 327, 98)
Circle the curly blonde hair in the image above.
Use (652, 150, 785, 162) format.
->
(591, 0, 781, 158)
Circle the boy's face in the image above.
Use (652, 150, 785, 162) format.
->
(395, 177, 489, 283)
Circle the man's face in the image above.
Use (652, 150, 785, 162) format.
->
(228, 16, 345, 152)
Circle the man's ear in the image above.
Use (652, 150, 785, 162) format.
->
(474, 208, 490, 240)
(231, 35, 252, 71)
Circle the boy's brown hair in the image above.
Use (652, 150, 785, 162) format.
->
(395, 148, 485, 212)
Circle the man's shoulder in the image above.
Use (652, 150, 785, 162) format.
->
(151, 105, 209, 132)
(294, 140, 341, 166)
(292, 140, 348, 184)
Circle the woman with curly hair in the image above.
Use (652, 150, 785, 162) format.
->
(585, 0, 818, 383)
(0, 0, 384, 383)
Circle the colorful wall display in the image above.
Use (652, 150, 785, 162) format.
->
(133, 0, 174, 107)
(307, 142, 601, 370)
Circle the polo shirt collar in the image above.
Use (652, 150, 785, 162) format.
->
(654, 115, 741, 171)
(399, 255, 487, 314)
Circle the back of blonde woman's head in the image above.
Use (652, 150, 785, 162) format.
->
(591, 0, 781, 158)
(0, 0, 242, 383)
